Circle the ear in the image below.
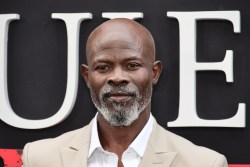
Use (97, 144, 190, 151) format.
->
(152, 60, 162, 85)
(80, 64, 90, 88)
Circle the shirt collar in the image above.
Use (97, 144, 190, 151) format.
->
(88, 113, 102, 157)
(88, 113, 153, 158)
(129, 113, 153, 157)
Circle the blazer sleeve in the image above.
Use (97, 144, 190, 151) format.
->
(213, 154, 228, 167)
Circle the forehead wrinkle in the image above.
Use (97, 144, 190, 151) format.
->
(95, 32, 142, 51)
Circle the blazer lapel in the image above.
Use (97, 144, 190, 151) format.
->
(61, 145, 89, 167)
(60, 119, 94, 167)
(139, 145, 177, 167)
(139, 118, 177, 167)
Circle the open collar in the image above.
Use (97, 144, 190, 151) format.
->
(59, 116, 177, 167)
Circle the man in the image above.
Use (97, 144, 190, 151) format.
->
(22, 18, 227, 167)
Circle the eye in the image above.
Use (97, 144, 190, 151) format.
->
(126, 62, 142, 70)
(95, 65, 111, 73)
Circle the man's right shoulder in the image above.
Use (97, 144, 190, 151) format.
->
(22, 124, 91, 167)
(29, 126, 86, 146)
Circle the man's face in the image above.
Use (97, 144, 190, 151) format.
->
(82, 22, 160, 126)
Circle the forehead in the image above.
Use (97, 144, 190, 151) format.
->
(96, 32, 140, 50)
(88, 30, 143, 62)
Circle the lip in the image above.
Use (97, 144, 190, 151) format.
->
(104, 92, 135, 103)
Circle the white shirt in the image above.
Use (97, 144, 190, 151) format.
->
(87, 113, 153, 167)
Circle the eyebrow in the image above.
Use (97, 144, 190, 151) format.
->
(92, 59, 113, 64)
(93, 55, 142, 63)
(122, 56, 143, 62)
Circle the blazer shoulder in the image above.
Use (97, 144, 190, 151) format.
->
(151, 123, 227, 167)
(28, 125, 88, 148)
(22, 124, 91, 167)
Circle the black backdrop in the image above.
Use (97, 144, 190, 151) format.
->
(0, 0, 250, 164)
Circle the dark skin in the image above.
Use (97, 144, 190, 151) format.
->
(81, 19, 162, 167)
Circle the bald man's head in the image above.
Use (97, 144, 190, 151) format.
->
(86, 18, 156, 64)
(81, 18, 162, 126)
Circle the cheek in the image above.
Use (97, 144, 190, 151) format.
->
(131, 70, 152, 91)
(88, 76, 104, 101)
(88, 81, 103, 99)
(88, 74, 106, 89)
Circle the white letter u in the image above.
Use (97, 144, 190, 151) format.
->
(0, 13, 92, 129)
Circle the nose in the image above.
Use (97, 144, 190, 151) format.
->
(107, 67, 129, 87)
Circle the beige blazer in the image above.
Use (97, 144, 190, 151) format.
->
(22, 118, 227, 167)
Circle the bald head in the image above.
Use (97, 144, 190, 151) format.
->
(81, 19, 162, 127)
(86, 18, 156, 64)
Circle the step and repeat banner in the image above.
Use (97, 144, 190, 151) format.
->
(1, 0, 250, 166)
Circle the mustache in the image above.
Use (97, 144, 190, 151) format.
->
(99, 85, 138, 99)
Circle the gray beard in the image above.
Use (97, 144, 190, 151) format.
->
(90, 83, 152, 127)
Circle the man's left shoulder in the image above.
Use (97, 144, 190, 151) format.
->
(152, 123, 227, 166)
